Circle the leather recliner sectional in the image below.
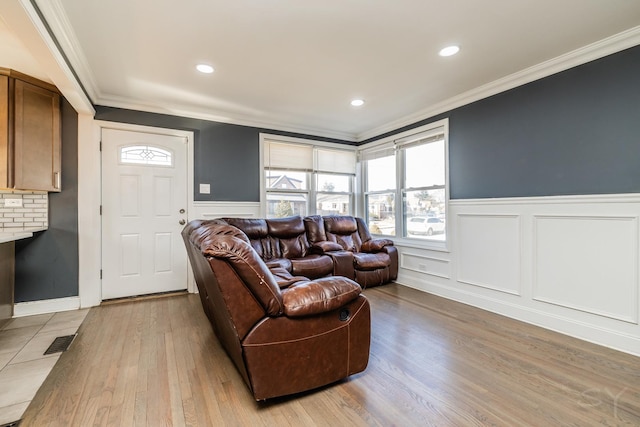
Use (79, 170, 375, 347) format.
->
(222, 215, 398, 288)
(182, 219, 371, 400)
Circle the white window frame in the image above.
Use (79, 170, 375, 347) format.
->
(260, 133, 357, 218)
(358, 118, 450, 251)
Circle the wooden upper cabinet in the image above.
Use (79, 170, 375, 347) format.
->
(0, 69, 62, 192)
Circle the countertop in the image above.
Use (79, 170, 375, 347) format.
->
(0, 228, 46, 244)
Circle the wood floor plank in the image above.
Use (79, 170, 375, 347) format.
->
(19, 284, 640, 426)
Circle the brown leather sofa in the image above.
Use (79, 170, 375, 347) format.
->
(305, 215, 398, 288)
(222, 215, 398, 288)
(182, 219, 371, 400)
(223, 216, 335, 280)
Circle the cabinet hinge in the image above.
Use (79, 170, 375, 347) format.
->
(100, 269, 103, 279)
(99, 205, 102, 215)
(99, 140, 102, 151)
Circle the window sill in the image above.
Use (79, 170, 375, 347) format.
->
(372, 235, 449, 253)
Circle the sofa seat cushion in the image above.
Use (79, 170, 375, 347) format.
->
(266, 258, 292, 271)
(353, 252, 391, 271)
(291, 254, 334, 279)
(282, 277, 362, 317)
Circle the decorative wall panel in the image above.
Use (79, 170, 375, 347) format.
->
(533, 215, 638, 323)
(456, 214, 521, 295)
(401, 251, 450, 279)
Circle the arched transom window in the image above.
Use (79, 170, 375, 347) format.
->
(119, 145, 173, 166)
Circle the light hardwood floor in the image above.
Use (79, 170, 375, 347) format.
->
(21, 284, 640, 426)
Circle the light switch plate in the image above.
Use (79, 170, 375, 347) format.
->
(4, 198, 22, 207)
(199, 183, 211, 194)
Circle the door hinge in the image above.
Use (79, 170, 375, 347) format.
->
(99, 140, 102, 151)
(100, 205, 102, 215)
(100, 269, 103, 279)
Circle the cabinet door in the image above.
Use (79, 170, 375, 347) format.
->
(0, 75, 8, 189)
(13, 79, 61, 191)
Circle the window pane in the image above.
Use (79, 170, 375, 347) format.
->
(404, 188, 446, 241)
(366, 192, 395, 236)
(317, 174, 350, 192)
(265, 170, 307, 190)
(317, 193, 350, 216)
(367, 155, 395, 191)
(405, 140, 444, 188)
(266, 192, 308, 218)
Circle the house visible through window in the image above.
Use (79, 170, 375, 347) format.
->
(263, 137, 356, 218)
(360, 119, 448, 246)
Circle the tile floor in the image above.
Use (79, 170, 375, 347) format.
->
(0, 309, 89, 425)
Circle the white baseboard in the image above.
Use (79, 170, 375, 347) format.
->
(13, 296, 81, 317)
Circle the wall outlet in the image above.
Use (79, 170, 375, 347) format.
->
(199, 183, 211, 194)
(4, 198, 22, 207)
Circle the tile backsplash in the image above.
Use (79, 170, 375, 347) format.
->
(0, 190, 48, 231)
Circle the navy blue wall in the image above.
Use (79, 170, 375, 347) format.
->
(364, 45, 640, 199)
(15, 98, 79, 302)
(94, 107, 355, 202)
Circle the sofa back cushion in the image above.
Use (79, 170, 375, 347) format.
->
(267, 216, 310, 259)
(355, 217, 373, 243)
(323, 215, 363, 252)
(304, 215, 326, 243)
(223, 218, 273, 260)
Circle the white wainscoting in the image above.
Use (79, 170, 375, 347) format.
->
(395, 193, 640, 357)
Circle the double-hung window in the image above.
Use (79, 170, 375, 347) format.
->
(263, 136, 356, 218)
(360, 119, 448, 246)
(399, 127, 447, 242)
(361, 146, 396, 236)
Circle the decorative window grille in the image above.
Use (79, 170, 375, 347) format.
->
(120, 145, 173, 166)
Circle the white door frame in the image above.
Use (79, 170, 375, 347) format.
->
(101, 127, 189, 299)
(79, 119, 195, 306)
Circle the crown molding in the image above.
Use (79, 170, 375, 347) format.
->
(34, 0, 101, 102)
(96, 95, 359, 142)
(357, 25, 640, 142)
(2, 0, 94, 114)
(35, 0, 359, 142)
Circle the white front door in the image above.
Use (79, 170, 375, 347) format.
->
(101, 127, 189, 300)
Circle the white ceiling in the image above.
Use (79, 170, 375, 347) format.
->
(2, 0, 640, 141)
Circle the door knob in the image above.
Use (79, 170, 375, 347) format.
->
(179, 219, 186, 225)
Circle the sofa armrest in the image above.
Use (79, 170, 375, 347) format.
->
(310, 241, 344, 253)
(326, 250, 355, 280)
(360, 238, 394, 253)
(282, 277, 361, 317)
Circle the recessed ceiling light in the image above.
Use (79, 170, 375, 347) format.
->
(351, 99, 365, 107)
(196, 64, 214, 74)
(439, 45, 460, 57)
